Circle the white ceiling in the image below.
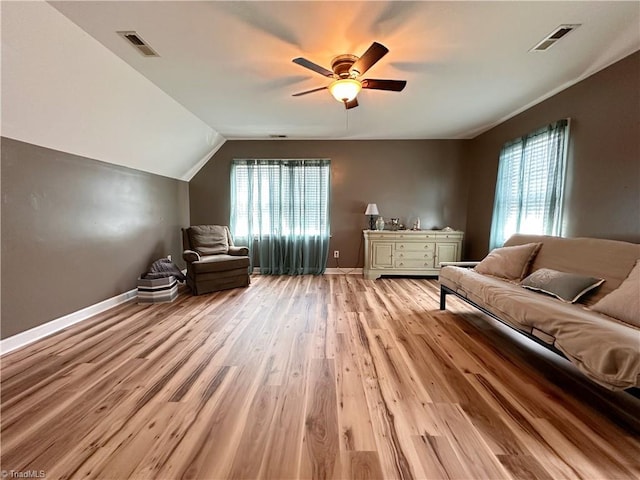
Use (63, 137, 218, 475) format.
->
(2, 1, 639, 181)
(49, 1, 640, 140)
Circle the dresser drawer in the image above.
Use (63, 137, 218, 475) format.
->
(396, 251, 433, 261)
(395, 242, 435, 252)
(396, 233, 436, 240)
(435, 233, 464, 241)
(394, 259, 434, 269)
(367, 232, 390, 240)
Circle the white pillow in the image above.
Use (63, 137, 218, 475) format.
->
(591, 260, 640, 327)
(474, 242, 542, 281)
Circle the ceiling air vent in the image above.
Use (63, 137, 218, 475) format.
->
(117, 31, 159, 57)
(530, 24, 581, 52)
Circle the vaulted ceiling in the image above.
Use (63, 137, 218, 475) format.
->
(3, 1, 639, 180)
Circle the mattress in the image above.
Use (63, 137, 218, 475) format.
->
(440, 266, 640, 390)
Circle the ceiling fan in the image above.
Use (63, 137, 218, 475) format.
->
(291, 42, 407, 109)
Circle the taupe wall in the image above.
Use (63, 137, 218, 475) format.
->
(465, 51, 640, 260)
(1, 138, 190, 339)
(190, 140, 468, 267)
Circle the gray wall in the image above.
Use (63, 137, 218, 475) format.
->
(464, 50, 640, 260)
(189, 140, 468, 268)
(1, 138, 190, 339)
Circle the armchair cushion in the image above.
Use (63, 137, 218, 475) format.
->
(188, 225, 229, 256)
(191, 254, 250, 274)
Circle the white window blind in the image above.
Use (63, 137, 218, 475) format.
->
(489, 120, 569, 250)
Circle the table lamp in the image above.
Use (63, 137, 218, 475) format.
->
(365, 203, 379, 230)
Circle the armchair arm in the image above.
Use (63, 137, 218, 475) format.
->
(183, 249, 201, 263)
(228, 245, 249, 256)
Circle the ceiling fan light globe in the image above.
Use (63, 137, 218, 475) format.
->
(329, 79, 361, 103)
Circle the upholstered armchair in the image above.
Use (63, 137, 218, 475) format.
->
(182, 225, 250, 295)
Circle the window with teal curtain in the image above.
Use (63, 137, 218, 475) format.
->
(489, 119, 569, 250)
(230, 159, 331, 275)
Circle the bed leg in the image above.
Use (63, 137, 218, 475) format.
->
(440, 287, 447, 310)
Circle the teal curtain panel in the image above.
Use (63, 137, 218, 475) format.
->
(230, 159, 331, 275)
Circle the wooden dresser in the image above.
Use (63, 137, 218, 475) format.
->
(363, 230, 464, 280)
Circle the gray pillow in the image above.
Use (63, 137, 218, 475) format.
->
(521, 268, 604, 303)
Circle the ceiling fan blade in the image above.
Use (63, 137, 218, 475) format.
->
(292, 57, 334, 77)
(345, 98, 359, 109)
(292, 86, 328, 97)
(350, 42, 389, 76)
(362, 79, 407, 91)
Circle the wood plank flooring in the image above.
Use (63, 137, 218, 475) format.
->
(1, 275, 639, 479)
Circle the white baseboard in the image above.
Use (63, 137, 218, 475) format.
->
(0, 288, 138, 356)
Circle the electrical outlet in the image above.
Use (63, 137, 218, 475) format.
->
(167, 254, 172, 262)
(333, 250, 339, 258)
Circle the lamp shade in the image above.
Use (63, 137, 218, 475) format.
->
(329, 79, 362, 103)
(365, 203, 379, 215)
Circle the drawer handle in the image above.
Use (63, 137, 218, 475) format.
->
(399, 245, 404, 249)
(399, 262, 404, 266)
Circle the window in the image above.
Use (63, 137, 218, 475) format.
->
(489, 119, 569, 250)
(230, 159, 330, 275)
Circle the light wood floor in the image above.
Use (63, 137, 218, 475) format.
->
(1, 275, 639, 479)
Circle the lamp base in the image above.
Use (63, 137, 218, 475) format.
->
(368, 215, 376, 230)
